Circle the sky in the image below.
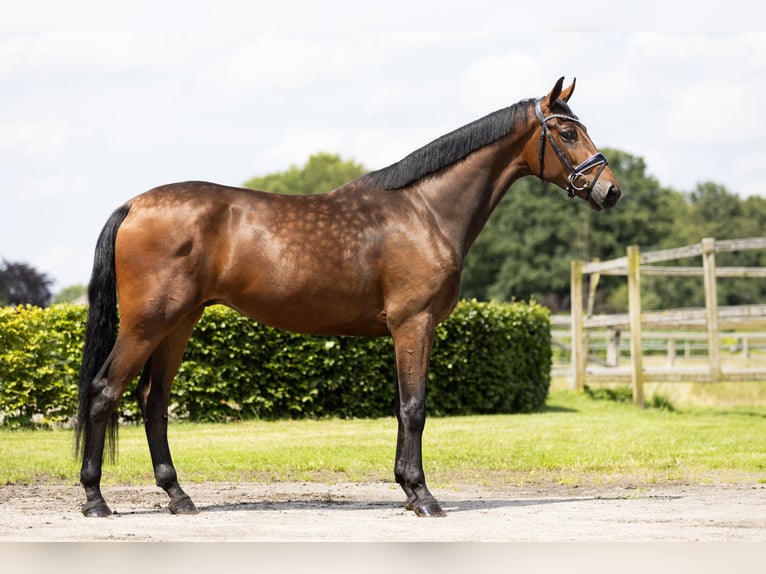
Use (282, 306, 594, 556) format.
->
(2, 1, 764, 291)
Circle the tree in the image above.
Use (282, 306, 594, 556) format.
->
(681, 183, 766, 306)
(244, 152, 368, 195)
(54, 284, 88, 304)
(0, 260, 53, 307)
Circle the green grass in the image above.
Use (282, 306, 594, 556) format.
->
(1, 391, 765, 487)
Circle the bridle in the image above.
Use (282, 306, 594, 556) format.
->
(534, 98, 608, 199)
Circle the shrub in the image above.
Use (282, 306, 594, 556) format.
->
(175, 312, 397, 421)
(428, 300, 551, 415)
(0, 305, 85, 427)
(0, 300, 551, 427)
(584, 384, 677, 412)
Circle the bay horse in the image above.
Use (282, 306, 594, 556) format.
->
(76, 77, 621, 518)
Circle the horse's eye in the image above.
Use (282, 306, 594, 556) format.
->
(560, 130, 577, 142)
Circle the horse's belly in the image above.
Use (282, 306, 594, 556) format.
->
(222, 283, 389, 338)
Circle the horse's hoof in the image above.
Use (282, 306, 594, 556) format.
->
(168, 495, 199, 515)
(81, 502, 113, 517)
(413, 500, 447, 518)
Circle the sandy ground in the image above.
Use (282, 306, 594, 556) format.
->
(1, 480, 764, 542)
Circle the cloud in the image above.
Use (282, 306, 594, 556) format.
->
(459, 53, 544, 111)
(217, 34, 339, 92)
(0, 117, 70, 163)
(11, 174, 91, 201)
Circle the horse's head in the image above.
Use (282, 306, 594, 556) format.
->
(526, 77, 621, 211)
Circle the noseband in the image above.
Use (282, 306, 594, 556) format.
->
(534, 98, 608, 199)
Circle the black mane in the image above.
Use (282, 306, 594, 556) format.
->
(361, 99, 532, 190)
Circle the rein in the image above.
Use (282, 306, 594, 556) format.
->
(534, 98, 608, 199)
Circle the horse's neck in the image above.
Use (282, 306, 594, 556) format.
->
(412, 135, 532, 262)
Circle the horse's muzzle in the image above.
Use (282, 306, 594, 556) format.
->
(588, 183, 621, 211)
(603, 185, 621, 208)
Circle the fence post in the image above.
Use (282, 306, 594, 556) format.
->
(666, 338, 676, 368)
(570, 259, 586, 391)
(606, 328, 621, 367)
(701, 237, 720, 382)
(627, 245, 645, 407)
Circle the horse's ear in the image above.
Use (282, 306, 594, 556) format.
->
(546, 77, 566, 108)
(560, 78, 576, 103)
(545, 77, 576, 108)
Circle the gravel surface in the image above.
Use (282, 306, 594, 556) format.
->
(1, 481, 764, 542)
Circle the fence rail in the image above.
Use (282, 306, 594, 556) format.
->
(569, 237, 766, 406)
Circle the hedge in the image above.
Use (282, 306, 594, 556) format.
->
(0, 300, 551, 427)
(0, 304, 84, 428)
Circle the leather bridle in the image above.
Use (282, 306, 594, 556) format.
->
(534, 98, 608, 199)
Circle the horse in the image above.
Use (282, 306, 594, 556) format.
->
(75, 77, 621, 518)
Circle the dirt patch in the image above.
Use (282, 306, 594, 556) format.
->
(1, 480, 764, 541)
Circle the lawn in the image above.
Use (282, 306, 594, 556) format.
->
(1, 391, 764, 487)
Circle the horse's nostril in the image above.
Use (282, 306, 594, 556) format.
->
(605, 186, 621, 207)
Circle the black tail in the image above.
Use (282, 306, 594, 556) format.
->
(75, 204, 131, 463)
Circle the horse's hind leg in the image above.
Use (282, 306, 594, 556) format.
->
(80, 334, 160, 517)
(136, 308, 204, 514)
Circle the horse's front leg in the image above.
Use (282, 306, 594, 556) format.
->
(390, 313, 446, 518)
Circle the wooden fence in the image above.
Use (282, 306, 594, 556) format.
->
(569, 237, 766, 406)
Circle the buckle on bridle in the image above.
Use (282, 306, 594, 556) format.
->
(567, 152, 608, 196)
(534, 98, 608, 199)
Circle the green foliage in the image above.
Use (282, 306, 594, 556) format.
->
(243, 152, 367, 195)
(175, 311, 396, 421)
(428, 300, 551, 415)
(659, 182, 766, 309)
(0, 301, 551, 427)
(647, 393, 676, 412)
(583, 384, 676, 412)
(0, 305, 85, 427)
(583, 384, 634, 403)
(54, 284, 87, 304)
(0, 259, 54, 307)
